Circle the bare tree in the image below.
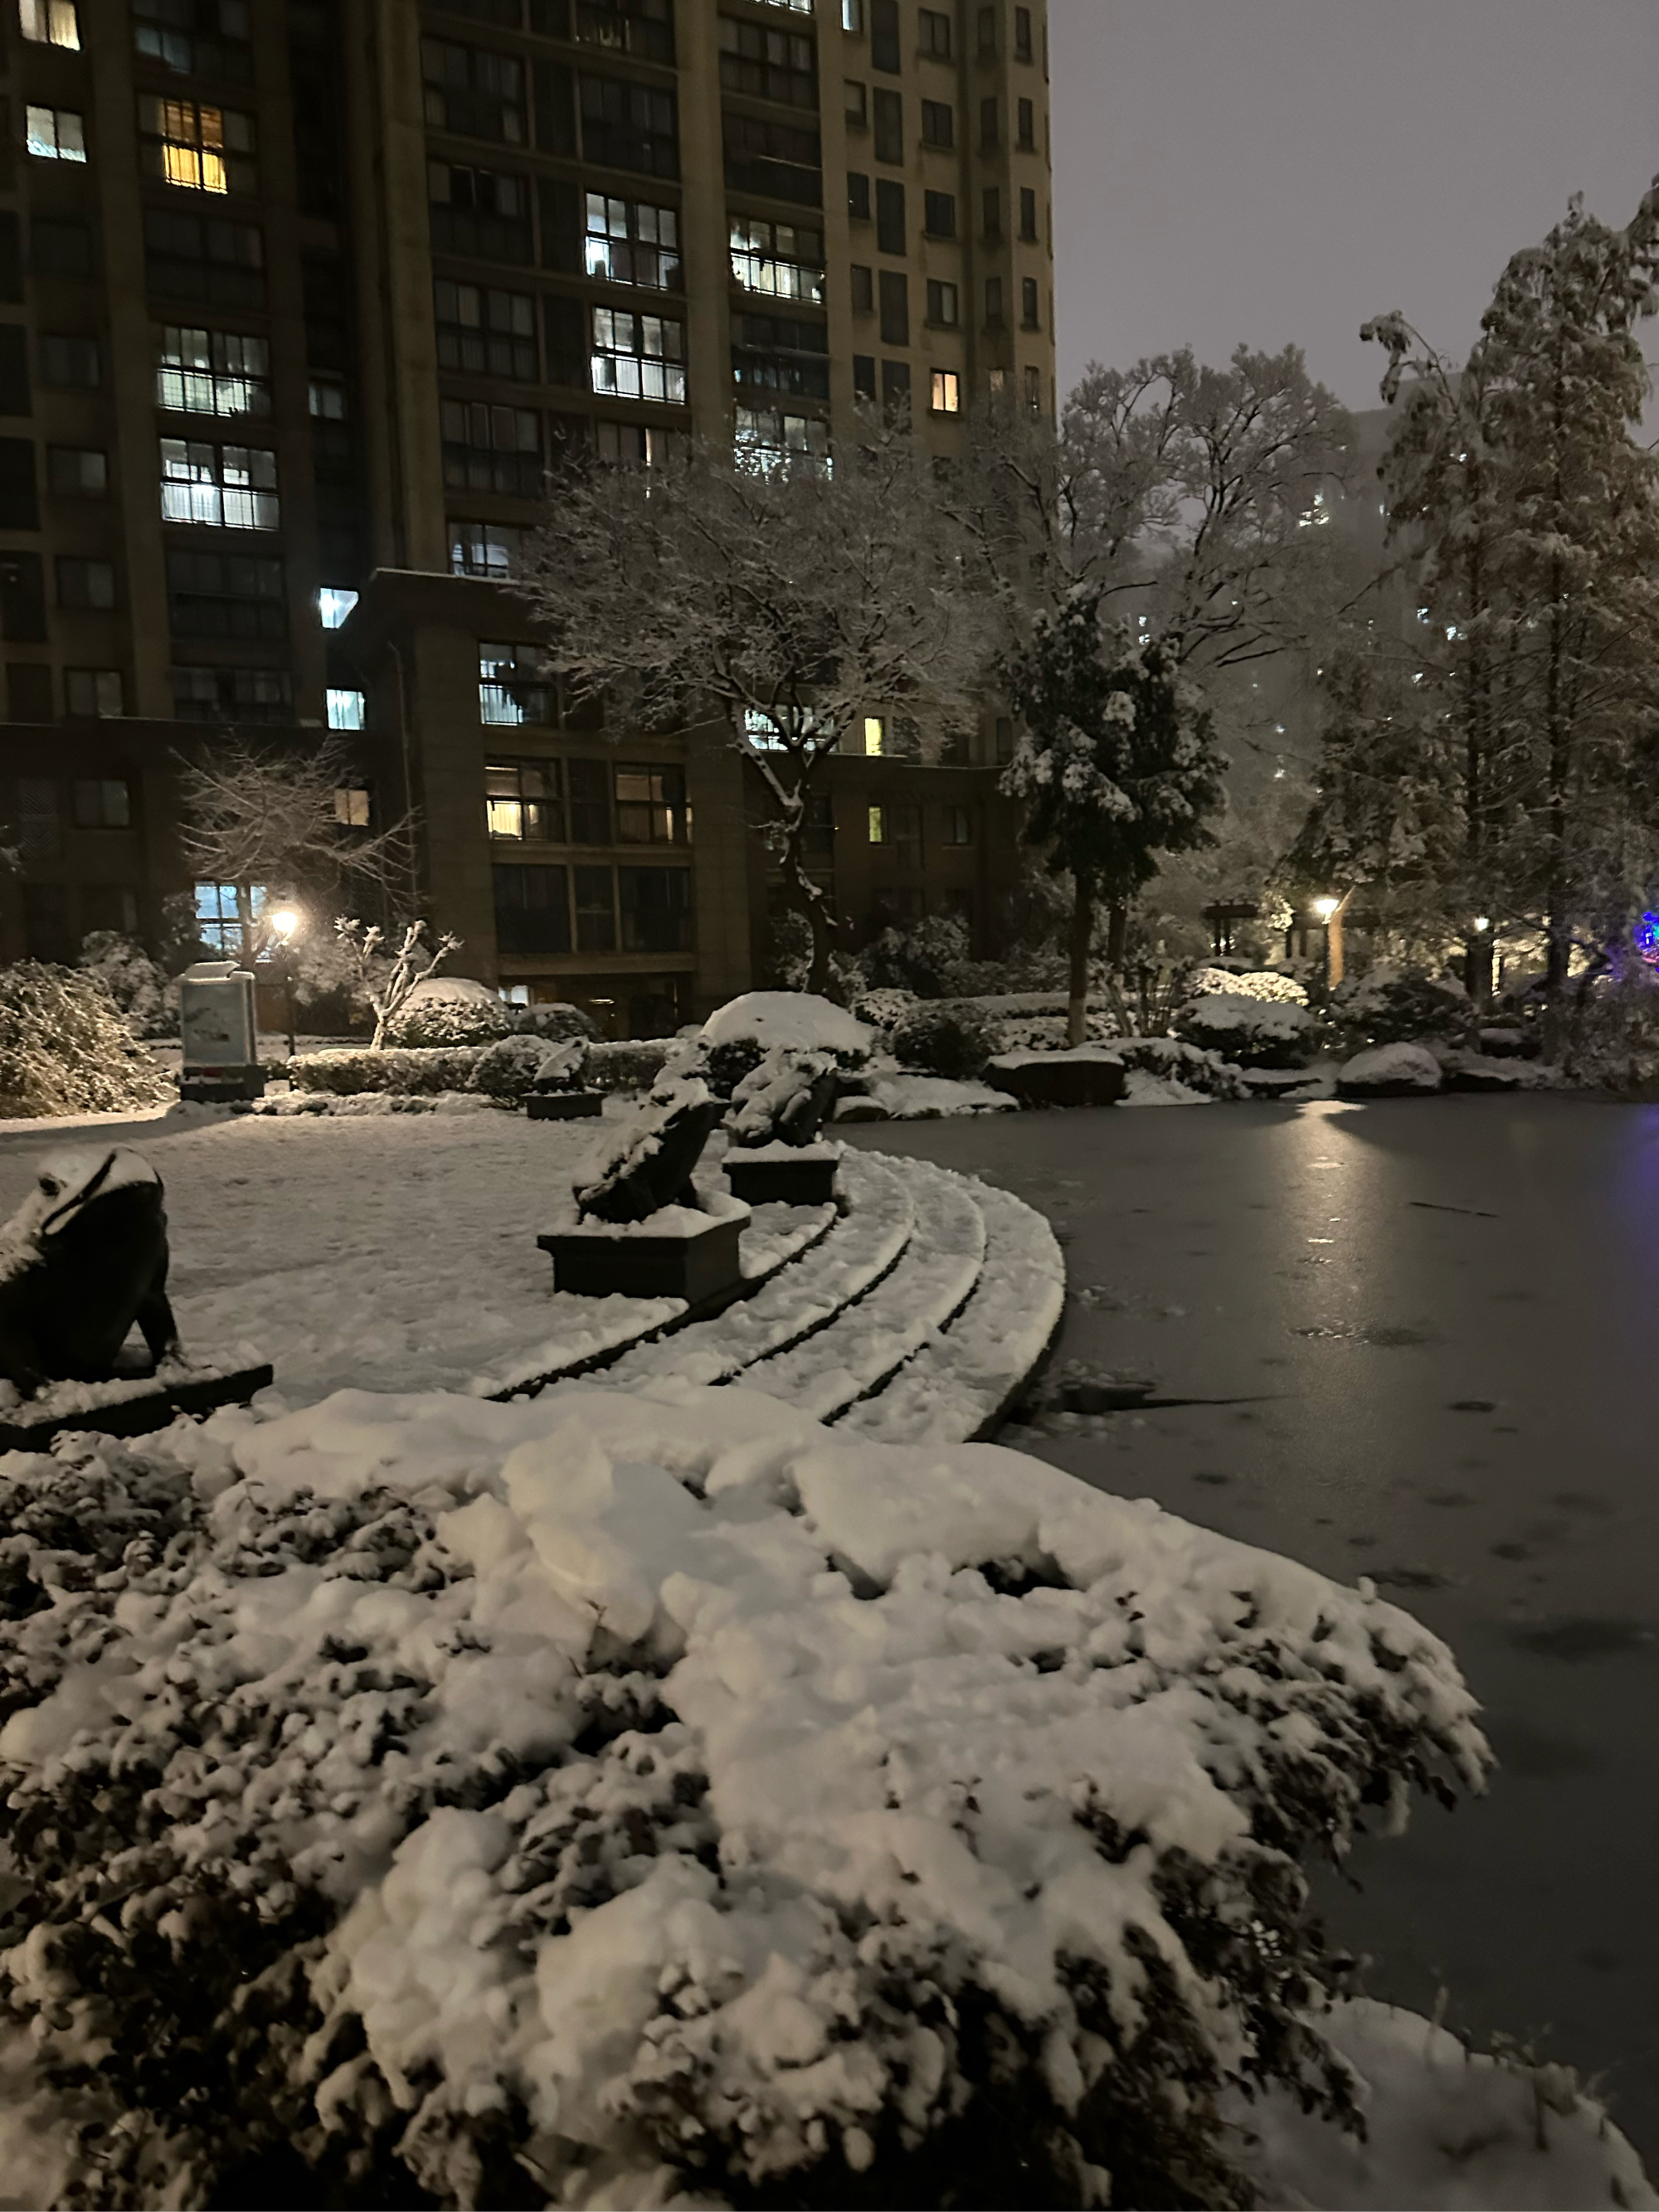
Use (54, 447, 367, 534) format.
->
(333, 919, 461, 1049)
(521, 416, 985, 993)
(175, 736, 416, 957)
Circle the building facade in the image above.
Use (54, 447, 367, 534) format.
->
(0, 0, 1054, 1033)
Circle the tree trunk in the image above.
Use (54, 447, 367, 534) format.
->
(1067, 874, 1094, 1048)
(1106, 901, 1128, 970)
(778, 799, 834, 996)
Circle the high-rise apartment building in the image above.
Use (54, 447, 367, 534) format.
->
(0, 0, 1054, 1033)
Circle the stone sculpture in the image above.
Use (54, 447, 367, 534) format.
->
(0, 1148, 179, 1394)
(725, 1048, 839, 1148)
(572, 1075, 723, 1224)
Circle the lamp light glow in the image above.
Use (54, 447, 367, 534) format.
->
(1473, 916, 1491, 932)
(1312, 896, 1340, 921)
(270, 907, 301, 943)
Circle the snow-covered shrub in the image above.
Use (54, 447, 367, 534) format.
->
(586, 1038, 674, 1093)
(0, 963, 174, 1119)
(382, 980, 513, 1049)
(1189, 965, 1309, 1007)
(1175, 993, 1315, 1069)
(286, 1045, 483, 1096)
(77, 933, 176, 1038)
(0, 1386, 1491, 2210)
(888, 998, 1000, 1080)
(852, 912, 973, 999)
(1338, 1043, 1443, 1096)
(513, 1001, 596, 1045)
(847, 984, 918, 1034)
(690, 993, 873, 1099)
(1112, 1035, 1253, 1100)
(1330, 965, 1473, 1052)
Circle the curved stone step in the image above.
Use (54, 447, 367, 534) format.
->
(743, 1161, 986, 1423)
(835, 1176, 1064, 1445)
(603, 1153, 916, 1389)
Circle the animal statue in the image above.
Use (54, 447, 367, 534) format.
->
(572, 1076, 722, 1223)
(0, 1148, 180, 1395)
(725, 1048, 839, 1148)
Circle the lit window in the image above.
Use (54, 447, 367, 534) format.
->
(586, 193, 681, 291)
(326, 688, 365, 731)
(159, 439, 279, 530)
(20, 0, 79, 46)
(157, 327, 271, 417)
(48, 447, 107, 496)
(615, 762, 688, 844)
(729, 215, 825, 306)
(450, 519, 523, 576)
(868, 805, 885, 843)
(138, 97, 255, 195)
(65, 672, 124, 720)
(334, 786, 372, 828)
(734, 406, 830, 474)
(590, 307, 686, 405)
(27, 106, 85, 161)
(479, 640, 553, 727)
(193, 881, 266, 956)
(863, 716, 885, 756)
(485, 759, 563, 843)
(319, 587, 358, 630)
(842, 0, 863, 27)
(930, 369, 961, 416)
(309, 377, 348, 419)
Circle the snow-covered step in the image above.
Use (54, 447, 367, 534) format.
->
(602, 1152, 915, 1389)
(474, 1194, 835, 1400)
(742, 1161, 986, 1422)
(836, 1177, 1064, 1446)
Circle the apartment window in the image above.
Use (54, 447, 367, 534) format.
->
(732, 308, 829, 399)
(568, 758, 611, 843)
(1016, 97, 1035, 150)
(57, 558, 115, 610)
(845, 79, 867, 127)
(980, 98, 1000, 150)
(27, 107, 85, 163)
(65, 673, 123, 721)
(157, 326, 270, 417)
(134, 0, 251, 79)
(848, 173, 871, 225)
(930, 368, 961, 415)
(434, 280, 538, 379)
(851, 264, 873, 314)
(309, 378, 346, 422)
(1014, 6, 1034, 61)
(591, 306, 686, 404)
(1024, 362, 1042, 414)
(574, 863, 615, 950)
(139, 100, 255, 194)
(870, 0, 899, 70)
(72, 774, 131, 824)
(319, 587, 358, 630)
(876, 178, 906, 255)
(734, 406, 829, 470)
(944, 805, 974, 845)
(39, 335, 99, 388)
(579, 72, 679, 180)
(888, 802, 923, 863)
(860, 716, 885, 756)
(1019, 186, 1039, 242)
(615, 762, 688, 843)
(16, 777, 58, 859)
(165, 549, 284, 639)
(985, 276, 1004, 325)
(878, 269, 908, 348)
(730, 215, 825, 305)
(47, 447, 106, 496)
(194, 882, 265, 957)
(852, 353, 875, 399)
(421, 39, 527, 143)
(336, 786, 372, 829)
(923, 191, 956, 240)
(976, 4, 995, 55)
(494, 863, 571, 956)
(881, 357, 910, 411)
(842, 0, 863, 27)
(160, 439, 279, 530)
(596, 419, 682, 466)
(718, 15, 817, 108)
(20, 1, 79, 46)
(573, 0, 675, 64)
(427, 163, 533, 263)
(32, 218, 95, 279)
(487, 759, 563, 843)
(586, 193, 681, 290)
(982, 187, 1001, 237)
(918, 7, 951, 56)
(863, 85, 907, 168)
(620, 865, 692, 952)
(722, 111, 820, 207)
(326, 688, 365, 732)
(868, 804, 885, 842)
(926, 280, 958, 326)
(450, 518, 524, 576)
(920, 100, 953, 149)
(144, 210, 264, 309)
(173, 664, 292, 721)
(479, 639, 554, 726)
(441, 401, 543, 494)
(1021, 275, 1040, 328)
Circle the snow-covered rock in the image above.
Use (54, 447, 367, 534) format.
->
(1337, 1043, 1444, 1096)
(702, 990, 873, 1057)
(1176, 993, 1316, 1069)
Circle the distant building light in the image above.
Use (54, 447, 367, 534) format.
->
(327, 687, 365, 731)
(319, 587, 358, 630)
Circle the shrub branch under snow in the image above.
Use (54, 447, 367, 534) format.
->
(0, 1383, 1493, 2208)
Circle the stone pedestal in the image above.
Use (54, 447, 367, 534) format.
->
(181, 1067, 265, 1104)
(0, 1359, 275, 1453)
(538, 1207, 746, 1305)
(527, 1090, 605, 1121)
(723, 1145, 839, 1207)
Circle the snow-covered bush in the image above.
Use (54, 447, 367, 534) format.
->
(1175, 993, 1315, 1069)
(513, 1001, 597, 1045)
(0, 1386, 1491, 2210)
(381, 980, 512, 1050)
(1338, 1043, 1443, 1096)
(77, 933, 176, 1038)
(888, 998, 1001, 1080)
(1112, 1036, 1253, 1100)
(1189, 965, 1309, 1007)
(690, 994, 873, 1098)
(1560, 972, 1659, 1091)
(0, 963, 174, 1119)
(586, 1038, 674, 1093)
(851, 912, 973, 999)
(847, 984, 918, 1034)
(1330, 965, 1473, 1052)
(286, 1046, 483, 1096)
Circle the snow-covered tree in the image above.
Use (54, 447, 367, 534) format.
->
(176, 737, 416, 959)
(522, 416, 982, 993)
(1005, 585, 1227, 1043)
(333, 919, 461, 1050)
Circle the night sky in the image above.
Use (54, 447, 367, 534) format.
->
(1050, 1, 1659, 411)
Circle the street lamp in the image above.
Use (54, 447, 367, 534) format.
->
(1311, 895, 1340, 991)
(1472, 916, 1491, 933)
(270, 907, 302, 1062)
(1311, 896, 1340, 922)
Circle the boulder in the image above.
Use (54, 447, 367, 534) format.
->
(985, 1047, 1128, 1110)
(1336, 1043, 1443, 1097)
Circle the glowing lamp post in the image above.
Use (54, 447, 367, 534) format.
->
(1468, 915, 1493, 1005)
(270, 907, 302, 1061)
(1311, 894, 1343, 989)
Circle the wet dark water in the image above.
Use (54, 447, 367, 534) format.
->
(849, 1093, 1659, 2156)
